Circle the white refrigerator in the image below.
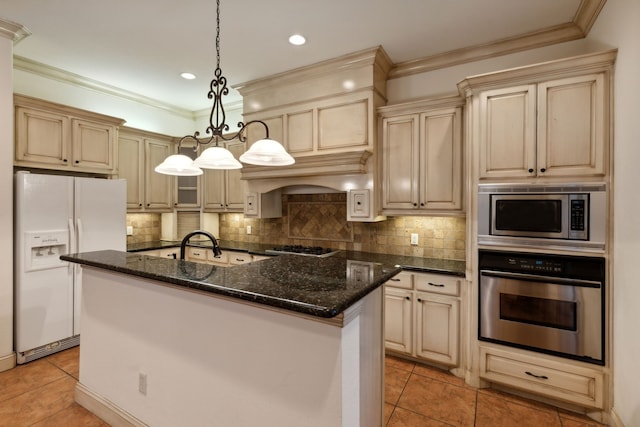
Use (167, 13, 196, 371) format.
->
(14, 171, 126, 364)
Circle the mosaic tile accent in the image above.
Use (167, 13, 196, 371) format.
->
(288, 202, 353, 242)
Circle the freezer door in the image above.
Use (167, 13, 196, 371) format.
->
(14, 172, 74, 353)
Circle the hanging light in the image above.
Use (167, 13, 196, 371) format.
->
(155, 0, 294, 176)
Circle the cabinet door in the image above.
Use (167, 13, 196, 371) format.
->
(15, 107, 69, 167)
(478, 85, 537, 179)
(202, 168, 226, 211)
(421, 107, 462, 210)
(415, 292, 459, 366)
(384, 286, 413, 354)
(381, 114, 420, 209)
(144, 139, 173, 210)
(175, 144, 200, 208)
(118, 134, 144, 210)
(537, 74, 606, 177)
(225, 141, 246, 211)
(71, 119, 116, 171)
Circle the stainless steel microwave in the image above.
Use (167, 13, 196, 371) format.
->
(478, 183, 607, 251)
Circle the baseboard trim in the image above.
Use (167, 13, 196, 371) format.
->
(609, 408, 626, 427)
(0, 352, 16, 373)
(74, 382, 148, 427)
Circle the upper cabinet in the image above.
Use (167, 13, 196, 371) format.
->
(378, 96, 464, 214)
(14, 95, 125, 174)
(202, 140, 245, 213)
(118, 127, 173, 212)
(458, 50, 616, 182)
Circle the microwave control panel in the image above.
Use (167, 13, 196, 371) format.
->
(568, 194, 589, 239)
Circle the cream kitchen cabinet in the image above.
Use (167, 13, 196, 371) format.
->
(480, 345, 604, 409)
(202, 140, 245, 212)
(457, 50, 615, 181)
(384, 270, 461, 366)
(379, 97, 463, 214)
(477, 74, 607, 179)
(14, 94, 124, 174)
(244, 191, 282, 218)
(118, 127, 173, 212)
(174, 143, 200, 208)
(185, 247, 265, 266)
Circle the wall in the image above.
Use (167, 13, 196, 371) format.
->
(0, 22, 16, 370)
(586, 2, 640, 426)
(219, 193, 466, 260)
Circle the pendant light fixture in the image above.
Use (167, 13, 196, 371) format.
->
(155, 0, 294, 176)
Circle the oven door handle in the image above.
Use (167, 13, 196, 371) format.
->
(480, 269, 602, 288)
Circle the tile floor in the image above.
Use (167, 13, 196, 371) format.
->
(384, 355, 606, 427)
(0, 347, 607, 426)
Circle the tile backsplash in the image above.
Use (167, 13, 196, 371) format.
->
(219, 193, 466, 261)
(126, 213, 162, 244)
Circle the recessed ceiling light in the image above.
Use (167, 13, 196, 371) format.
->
(288, 34, 306, 46)
(180, 72, 196, 80)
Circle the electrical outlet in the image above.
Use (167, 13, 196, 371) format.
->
(139, 373, 147, 395)
(410, 233, 419, 245)
(126, 225, 133, 236)
(246, 225, 252, 235)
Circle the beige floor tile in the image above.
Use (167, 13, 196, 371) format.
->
(387, 407, 455, 427)
(398, 374, 477, 426)
(558, 410, 607, 427)
(385, 365, 412, 405)
(384, 402, 395, 425)
(0, 376, 76, 427)
(29, 402, 109, 427)
(0, 359, 67, 403)
(475, 389, 562, 427)
(412, 363, 466, 387)
(46, 347, 80, 379)
(385, 355, 416, 373)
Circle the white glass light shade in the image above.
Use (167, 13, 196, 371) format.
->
(239, 139, 295, 166)
(194, 146, 242, 169)
(154, 154, 203, 176)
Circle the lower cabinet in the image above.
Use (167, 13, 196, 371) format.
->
(384, 271, 461, 366)
(186, 247, 266, 266)
(479, 346, 604, 409)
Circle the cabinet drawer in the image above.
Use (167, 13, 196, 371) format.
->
(414, 273, 460, 296)
(186, 247, 208, 262)
(480, 346, 603, 408)
(385, 271, 413, 289)
(228, 251, 253, 265)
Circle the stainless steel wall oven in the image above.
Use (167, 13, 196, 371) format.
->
(479, 250, 605, 365)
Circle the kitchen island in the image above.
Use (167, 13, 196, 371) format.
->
(61, 250, 401, 427)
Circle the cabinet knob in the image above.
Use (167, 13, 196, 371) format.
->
(405, 296, 411, 301)
(420, 202, 425, 207)
(540, 168, 546, 173)
(174, 203, 178, 206)
(139, 203, 143, 207)
(417, 298, 423, 302)
(528, 168, 534, 173)
(356, 201, 361, 205)
(75, 160, 79, 164)
(413, 203, 417, 207)
(63, 159, 68, 162)
(147, 203, 150, 207)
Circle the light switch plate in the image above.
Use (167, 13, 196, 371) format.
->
(410, 233, 419, 245)
(126, 225, 133, 236)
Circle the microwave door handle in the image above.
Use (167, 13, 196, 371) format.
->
(480, 269, 601, 288)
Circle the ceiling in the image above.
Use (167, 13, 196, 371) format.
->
(2, 0, 602, 113)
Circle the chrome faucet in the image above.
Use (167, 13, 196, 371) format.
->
(179, 230, 222, 260)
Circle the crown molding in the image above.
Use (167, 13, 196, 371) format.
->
(13, 55, 197, 120)
(389, 0, 607, 79)
(0, 18, 30, 43)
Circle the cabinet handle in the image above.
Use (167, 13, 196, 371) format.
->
(389, 278, 401, 281)
(428, 282, 445, 288)
(528, 168, 534, 173)
(540, 168, 546, 173)
(236, 258, 245, 262)
(525, 371, 549, 380)
(193, 252, 200, 256)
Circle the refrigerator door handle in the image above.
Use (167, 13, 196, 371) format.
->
(76, 218, 83, 253)
(68, 218, 76, 253)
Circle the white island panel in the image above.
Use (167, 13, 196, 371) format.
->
(75, 266, 383, 427)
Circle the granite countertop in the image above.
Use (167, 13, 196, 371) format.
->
(127, 240, 466, 277)
(61, 250, 402, 318)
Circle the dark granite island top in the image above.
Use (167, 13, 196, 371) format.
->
(61, 249, 402, 318)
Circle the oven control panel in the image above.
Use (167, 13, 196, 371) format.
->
(506, 257, 563, 273)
